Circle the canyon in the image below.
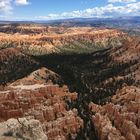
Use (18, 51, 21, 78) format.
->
(0, 25, 125, 55)
(0, 24, 139, 140)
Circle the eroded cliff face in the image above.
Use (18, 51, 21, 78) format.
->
(0, 68, 83, 140)
(0, 26, 125, 55)
(91, 86, 140, 140)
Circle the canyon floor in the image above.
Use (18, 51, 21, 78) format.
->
(0, 24, 139, 140)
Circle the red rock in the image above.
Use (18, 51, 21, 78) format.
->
(91, 86, 140, 140)
(7, 109, 23, 119)
(0, 81, 83, 140)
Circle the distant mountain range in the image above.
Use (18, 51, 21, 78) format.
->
(0, 16, 140, 35)
(0, 16, 140, 25)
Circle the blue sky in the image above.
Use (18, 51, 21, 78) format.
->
(0, 0, 140, 20)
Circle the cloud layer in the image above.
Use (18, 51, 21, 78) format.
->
(0, 0, 140, 20)
(0, 0, 13, 15)
(37, 2, 140, 20)
(0, 0, 29, 15)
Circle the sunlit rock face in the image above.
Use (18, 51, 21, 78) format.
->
(0, 68, 83, 140)
(0, 25, 125, 55)
(90, 86, 140, 140)
(5, 118, 48, 140)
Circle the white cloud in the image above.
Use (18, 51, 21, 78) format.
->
(108, 0, 136, 3)
(36, 2, 140, 20)
(15, 0, 29, 6)
(0, 0, 13, 15)
(0, 0, 29, 16)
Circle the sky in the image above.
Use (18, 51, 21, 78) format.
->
(0, 0, 140, 20)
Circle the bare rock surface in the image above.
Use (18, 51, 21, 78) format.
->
(0, 68, 83, 140)
(90, 86, 140, 140)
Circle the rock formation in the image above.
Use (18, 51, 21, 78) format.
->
(6, 118, 48, 140)
(91, 86, 140, 140)
(0, 68, 83, 140)
(0, 25, 125, 55)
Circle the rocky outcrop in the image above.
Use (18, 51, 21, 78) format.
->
(5, 118, 48, 140)
(91, 86, 140, 140)
(0, 73, 83, 140)
(10, 67, 63, 86)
